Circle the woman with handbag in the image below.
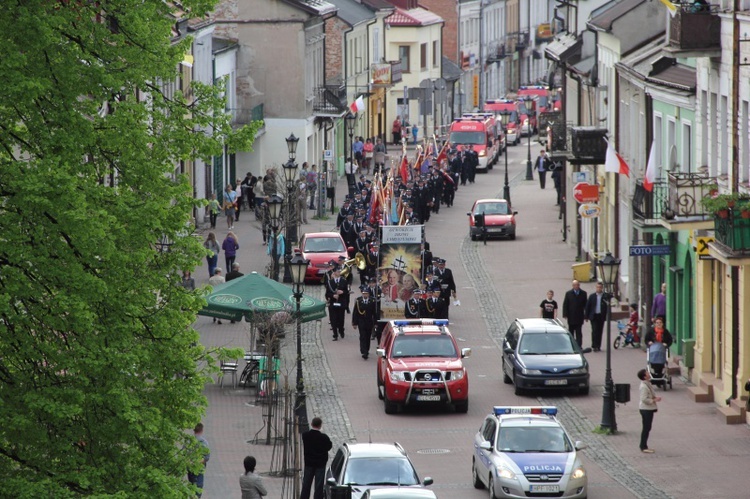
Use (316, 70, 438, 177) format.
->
(223, 183, 237, 229)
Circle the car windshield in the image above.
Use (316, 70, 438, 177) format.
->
(475, 202, 509, 215)
(496, 427, 572, 453)
(449, 131, 486, 145)
(343, 457, 420, 486)
(303, 237, 345, 253)
(496, 111, 518, 126)
(518, 333, 577, 355)
(391, 335, 458, 358)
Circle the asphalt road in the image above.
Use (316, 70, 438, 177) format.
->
(197, 140, 750, 499)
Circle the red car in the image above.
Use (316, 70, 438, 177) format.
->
(296, 232, 349, 282)
(467, 198, 517, 240)
(376, 319, 471, 414)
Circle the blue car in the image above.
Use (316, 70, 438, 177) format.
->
(472, 406, 588, 499)
(502, 318, 591, 395)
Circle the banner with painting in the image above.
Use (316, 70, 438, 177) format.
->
(378, 225, 424, 320)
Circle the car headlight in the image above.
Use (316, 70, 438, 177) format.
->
(571, 467, 586, 480)
(479, 150, 486, 157)
(523, 119, 529, 125)
(569, 367, 588, 375)
(521, 367, 542, 375)
(390, 371, 408, 382)
(497, 467, 516, 480)
(448, 369, 465, 380)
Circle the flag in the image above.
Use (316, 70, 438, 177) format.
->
(435, 140, 449, 167)
(604, 139, 630, 177)
(349, 95, 365, 113)
(399, 154, 409, 182)
(658, 0, 678, 18)
(413, 153, 423, 173)
(644, 140, 657, 192)
(368, 177, 381, 224)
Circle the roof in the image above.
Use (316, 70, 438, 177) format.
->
(647, 59, 696, 92)
(346, 442, 407, 458)
(442, 56, 463, 82)
(360, 0, 395, 10)
(615, 35, 667, 82)
(329, 0, 374, 26)
(588, 0, 646, 32)
(282, 0, 337, 16)
(516, 318, 567, 331)
(386, 7, 443, 27)
(366, 489, 438, 498)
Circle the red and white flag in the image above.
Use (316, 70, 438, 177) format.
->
(604, 139, 630, 177)
(349, 95, 365, 113)
(643, 140, 657, 192)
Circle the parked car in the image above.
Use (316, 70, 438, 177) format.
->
(472, 405, 588, 499)
(296, 232, 349, 282)
(325, 442, 433, 499)
(363, 488, 438, 498)
(376, 319, 471, 414)
(467, 199, 517, 241)
(502, 318, 591, 395)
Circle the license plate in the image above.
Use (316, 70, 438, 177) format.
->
(421, 389, 436, 395)
(530, 485, 559, 493)
(416, 395, 441, 401)
(544, 379, 568, 386)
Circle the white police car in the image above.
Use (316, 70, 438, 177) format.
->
(472, 406, 587, 499)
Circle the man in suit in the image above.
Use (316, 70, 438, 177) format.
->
(300, 417, 333, 499)
(584, 281, 608, 351)
(535, 149, 552, 189)
(421, 287, 446, 319)
(325, 266, 349, 341)
(352, 287, 377, 359)
(225, 262, 244, 282)
(562, 279, 588, 347)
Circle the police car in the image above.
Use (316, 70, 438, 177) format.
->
(472, 406, 587, 499)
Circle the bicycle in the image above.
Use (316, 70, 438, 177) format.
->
(613, 320, 641, 349)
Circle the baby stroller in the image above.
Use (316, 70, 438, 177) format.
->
(614, 320, 640, 349)
(647, 342, 672, 390)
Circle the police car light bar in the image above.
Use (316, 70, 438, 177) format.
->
(493, 406, 558, 416)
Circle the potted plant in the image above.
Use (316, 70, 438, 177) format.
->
(701, 192, 732, 218)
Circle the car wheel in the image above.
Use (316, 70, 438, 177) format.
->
(509, 231, 516, 240)
(455, 400, 469, 413)
(470, 232, 477, 241)
(472, 459, 485, 489)
(489, 476, 499, 499)
(513, 373, 524, 396)
(377, 378, 384, 400)
(579, 386, 590, 395)
(384, 393, 398, 414)
(613, 336, 621, 349)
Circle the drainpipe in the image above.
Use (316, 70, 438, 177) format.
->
(730, 0, 741, 402)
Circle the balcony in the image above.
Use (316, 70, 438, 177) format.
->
(312, 85, 347, 116)
(486, 43, 507, 64)
(666, 4, 720, 56)
(659, 171, 716, 231)
(714, 213, 750, 251)
(633, 179, 668, 228)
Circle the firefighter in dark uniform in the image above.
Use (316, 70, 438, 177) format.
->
(434, 257, 456, 319)
(352, 287, 377, 359)
(404, 289, 422, 319)
(427, 288, 448, 319)
(365, 241, 380, 282)
(325, 265, 349, 341)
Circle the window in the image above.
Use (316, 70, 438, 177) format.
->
(420, 43, 427, 70)
(399, 45, 410, 73)
(682, 121, 692, 173)
(433, 40, 439, 67)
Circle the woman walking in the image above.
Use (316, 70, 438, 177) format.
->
(222, 231, 239, 272)
(224, 184, 237, 229)
(203, 232, 221, 279)
(207, 193, 221, 230)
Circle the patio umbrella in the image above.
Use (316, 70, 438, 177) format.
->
(198, 272, 326, 323)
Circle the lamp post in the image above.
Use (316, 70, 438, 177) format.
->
(524, 95, 534, 181)
(345, 112, 356, 196)
(498, 110, 512, 204)
(282, 134, 299, 283)
(288, 253, 310, 433)
(267, 195, 284, 281)
(598, 252, 622, 433)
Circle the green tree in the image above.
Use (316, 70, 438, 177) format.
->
(0, 1, 257, 496)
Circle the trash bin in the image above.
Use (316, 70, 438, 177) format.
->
(572, 261, 592, 282)
(614, 383, 631, 404)
(329, 485, 352, 499)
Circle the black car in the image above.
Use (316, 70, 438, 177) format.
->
(502, 318, 591, 395)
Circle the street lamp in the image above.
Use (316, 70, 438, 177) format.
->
(267, 195, 283, 282)
(498, 110, 512, 204)
(598, 252, 622, 433)
(288, 253, 310, 433)
(524, 95, 534, 181)
(282, 134, 299, 283)
(345, 112, 357, 196)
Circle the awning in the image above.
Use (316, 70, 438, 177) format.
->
(544, 34, 581, 63)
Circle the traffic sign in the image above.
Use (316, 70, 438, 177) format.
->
(573, 182, 599, 203)
(324, 149, 333, 161)
(629, 245, 671, 257)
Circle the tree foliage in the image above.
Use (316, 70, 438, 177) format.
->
(0, 1, 256, 496)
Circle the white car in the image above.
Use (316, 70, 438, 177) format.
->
(363, 488, 438, 498)
(472, 406, 587, 499)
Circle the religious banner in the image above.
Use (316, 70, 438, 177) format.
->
(378, 225, 424, 320)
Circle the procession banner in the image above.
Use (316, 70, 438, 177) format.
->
(378, 225, 424, 320)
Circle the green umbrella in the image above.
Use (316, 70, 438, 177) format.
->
(198, 272, 326, 323)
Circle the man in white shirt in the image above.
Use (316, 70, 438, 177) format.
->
(345, 157, 358, 196)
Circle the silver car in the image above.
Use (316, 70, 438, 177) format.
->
(472, 406, 587, 499)
(326, 442, 434, 499)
